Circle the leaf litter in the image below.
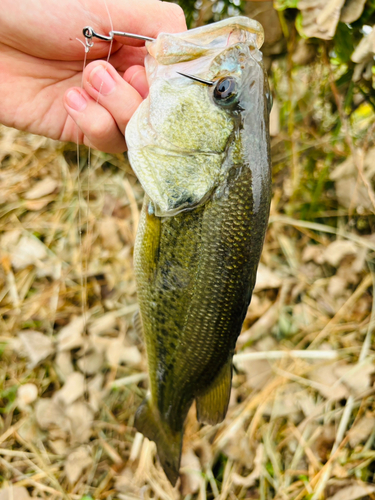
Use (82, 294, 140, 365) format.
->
(0, 32, 375, 500)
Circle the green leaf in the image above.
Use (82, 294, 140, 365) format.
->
(274, 0, 298, 10)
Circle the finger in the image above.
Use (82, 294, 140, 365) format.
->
(98, 0, 187, 46)
(82, 61, 143, 136)
(124, 66, 148, 98)
(63, 88, 127, 153)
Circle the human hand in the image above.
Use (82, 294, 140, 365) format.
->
(0, 0, 186, 152)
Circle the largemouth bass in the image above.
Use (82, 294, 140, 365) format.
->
(125, 16, 271, 485)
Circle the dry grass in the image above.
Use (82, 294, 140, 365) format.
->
(1, 55, 375, 500)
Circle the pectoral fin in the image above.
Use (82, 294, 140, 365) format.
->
(196, 358, 232, 425)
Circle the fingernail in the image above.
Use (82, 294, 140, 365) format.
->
(90, 66, 115, 95)
(66, 90, 87, 111)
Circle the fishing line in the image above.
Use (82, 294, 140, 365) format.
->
(76, 0, 114, 404)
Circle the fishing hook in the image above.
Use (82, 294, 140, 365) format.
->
(83, 26, 155, 47)
(176, 72, 215, 86)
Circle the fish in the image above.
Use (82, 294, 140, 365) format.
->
(125, 16, 272, 485)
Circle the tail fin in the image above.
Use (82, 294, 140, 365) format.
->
(135, 397, 183, 486)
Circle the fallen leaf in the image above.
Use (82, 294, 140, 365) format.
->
(234, 355, 273, 391)
(57, 316, 86, 351)
(88, 312, 117, 336)
(24, 176, 58, 199)
(106, 340, 142, 367)
(35, 398, 68, 431)
(327, 483, 375, 500)
(97, 217, 121, 250)
(55, 351, 74, 380)
(77, 349, 103, 375)
(18, 330, 54, 368)
(298, 0, 345, 40)
(54, 372, 85, 406)
(323, 240, 358, 267)
(254, 263, 282, 292)
(180, 448, 202, 496)
(340, 0, 366, 22)
(65, 402, 94, 444)
(0, 487, 31, 500)
(11, 235, 47, 270)
(335, 362, 374, 396)
(349, 415, 375, 448)
(65, 446, 93, 484)
(309, 364, 348, 401)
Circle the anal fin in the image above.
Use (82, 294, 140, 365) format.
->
(196, 358, 232, 425)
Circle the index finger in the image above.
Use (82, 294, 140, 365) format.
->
(97, 0, 187, 47)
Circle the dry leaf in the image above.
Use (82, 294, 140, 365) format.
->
(234, 356, 273, 391)
(330, 148, 375, 210)
(35, 398, 68, 431)
(54, 372, 85, 406)
(106, 340, 142, 367)
(327, 483, 375, 500)
(298, 0, 345, 40)
(18, 330, 54, 368)
(309, 364, 348, 400)
(232, 444, 264, 487)
(98, 217, 121, 250)
(65, 402, 94, 444)
(340, 0, 366, 22)
(302, 245, 325, 264)
(49, 438, 69, 455)
(254, 263, 282, 292)
(88, 312, 117, 336)
(352, 27, 375, 64)
(77, 349, 103, 375)
(335, 362, 374, 396)
(349, 415, 375, 448)
(11, 235, 47, 270)
(65, 446, 93, 484)
(57, 316, 86, 351)
(180, 448, 202, 496)
(323, 240, 358, 267)
(24, 176, 58, 199)
(0, 487, 31, 500)
(55, 351, 74, 380)
(87, 373, 105, 412)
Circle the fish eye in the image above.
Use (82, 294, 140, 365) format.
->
(213, 77, 238, 106)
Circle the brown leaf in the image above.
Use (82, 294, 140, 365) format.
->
(54, 372, 85, 406)
(57, 316, 86, 351)
(349, 415, 375, 448)
(64, 446, 93, 484)
(11, 235, 47, 270)
(0, 487, 31, 500)
(24, 176, 58, 199)
(18, 330, 54, 368)
(254, 264, 282, 292)
(298, 0, 345, 40)
(309, 364, 348, 401)
(327, 483, 375, 500)
(180, 448, 202, 495)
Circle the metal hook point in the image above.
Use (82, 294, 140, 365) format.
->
(83, 26, 155, 43)
(177, 72, 215, 86)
